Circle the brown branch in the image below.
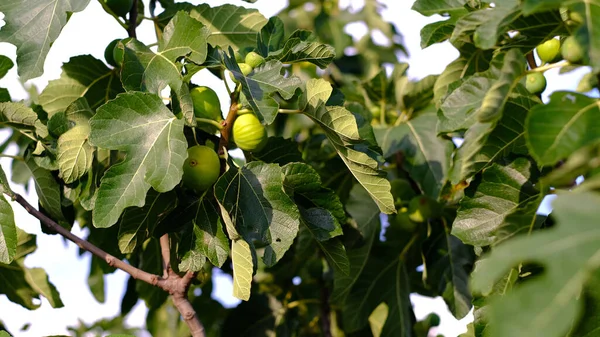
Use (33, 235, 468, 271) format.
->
(217, 89, 241, 156)
(14, 193, 205, 337)
(526, 51, 537, 70)
(158, 233, 205, 337)
(14, 194, 160, 286)
(160, 234, 170, 278)
(127, 0, 138, 38)
(319, 281, 332, 337)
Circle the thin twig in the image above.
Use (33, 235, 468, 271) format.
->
(160, 234, 170, 278)
(14, 193, 206, 337)
(526, 51, 537, 70)
(14, 194, 160, 286)
(127, 0, 138, 38)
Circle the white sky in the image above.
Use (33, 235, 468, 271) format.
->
(0, 0, 590, 336)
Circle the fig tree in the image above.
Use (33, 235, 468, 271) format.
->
(182, 145, 221, 192)
(190, 86, 223, 121)
(232, 113, 268, 152)
(525, 72, 546, 94)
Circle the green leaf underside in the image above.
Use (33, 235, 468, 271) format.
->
(190, 4, 268, 51)
(232, 239, 253, 301)
(304, 79, 396, 213)
(0, 195, 16, 264)
(57, 98, 95, 184)
(89, 92, 187, 228)
(39, 55, 123, 116)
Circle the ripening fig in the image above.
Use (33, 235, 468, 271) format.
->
(561, 36, 585, 64)
(525, 72, 547, 94)
(190, 86, 223, 121)
(536, 38, 561, 64)
(229, 63, 254, 83)
(105, 0, 133, 17)
(388, 208, 418, 233)
(232, 113, 268, 152)
(104, 39, 120, 67)
(407, 195, 441, 223)
(245, 51, 265, 68)
(390, 178, 416, 207)
(182, 145, 221, 192)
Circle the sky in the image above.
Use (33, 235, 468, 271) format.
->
(0, 0, 590, 336)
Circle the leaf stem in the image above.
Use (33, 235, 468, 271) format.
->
(399, 232, 420, 261)
(379, 100, 386, 125)
(97, 0, 129, 31)
(221, 68, 232, 96)
(196, 118, 224, 130)
(278, 109, 302, 114)
(528, 61, 569, 73)
(0, 153, 24, 161)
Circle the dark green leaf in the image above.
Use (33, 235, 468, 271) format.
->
(224, 54, 302, 124)
(0, 56, 14, 79)
(118, 190, 177, 254)
(332, 184, 381, 304)
(472, 191, 600, 337)
(190, 4, 267, 51)
(452, 157, 542, 247)
(375, 107, 453, 198)
(175, 195, 230, 270)
(214, 161, 300, 266)
(258, 16, 285, 56)
(526, 91, 600, 166)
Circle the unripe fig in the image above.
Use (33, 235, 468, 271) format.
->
(407, 195, 441, 223)
(190, 86, 223, 121)
(536, 38, 561, 64)
(182, 145, 221, 192)
(525, 72, 547, 94)
(245, 51, 265, 68)
(232, 113, 268, 152)
(104, 39, 120, 67)
(105, 0, 133, 17)
(561, 35, 586, 64)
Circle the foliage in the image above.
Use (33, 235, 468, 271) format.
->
(0, 0, 600, 336)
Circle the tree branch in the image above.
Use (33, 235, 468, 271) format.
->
(14, 193, 205, 337)
(217, 88, 241, 156)
(127, 0, 138, 38)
